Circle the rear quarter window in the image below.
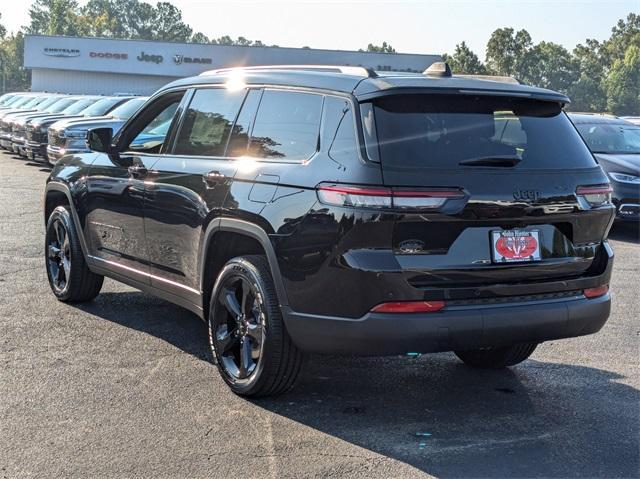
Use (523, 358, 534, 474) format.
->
(368, 94, 597, 170)
(248, 90, 323, 161)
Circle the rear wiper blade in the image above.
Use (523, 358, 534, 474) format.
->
(459, 155, 522, 167)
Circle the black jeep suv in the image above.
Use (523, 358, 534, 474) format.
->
(43, 64, 615, 397)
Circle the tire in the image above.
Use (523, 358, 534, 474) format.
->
(208, 255, 302, 397)
(454, 343, 537, 369)
(45, 205, 103, 302)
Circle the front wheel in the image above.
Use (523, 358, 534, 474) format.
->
(45, 205, 103, 302)
(208, 255, 302, 397)
(454, 343, 537, 369)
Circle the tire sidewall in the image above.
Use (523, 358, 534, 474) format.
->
(45, 206, 75, 300)
(208, 258, 273, 395)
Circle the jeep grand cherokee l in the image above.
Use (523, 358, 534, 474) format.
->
(43, 64, 614, 397)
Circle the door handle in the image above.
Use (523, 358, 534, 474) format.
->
(128, 165, 148, 178)
(203, 170, 227, 187)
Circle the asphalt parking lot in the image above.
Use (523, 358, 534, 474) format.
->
(0, 150, 638, 479)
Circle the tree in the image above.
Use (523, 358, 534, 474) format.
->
(362, 42, 396, 53)
(567, 39, 607, 111)
(601, 13, 640, 65)
(0, 32, 31, 92)
(151, 2, 192, 42)
(485, 28, 532, 77)
(605, 44, 640, 115)
(443, 41, 486, 74)
(522, 41, 579, 92)
(26, 0, 85, 36)
(190, 32, 210, 44)
(0, 13, 7, 39)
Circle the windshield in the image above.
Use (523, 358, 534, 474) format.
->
(62, 99, 99, 115)
(366, 94, 597, 170)
(6, 96, 34, 108)
(0, 95, 17, 105)
(45, 98, 78, 113)
(34, 96, 63, 111)
(81, 97, 123, 117)
(108, 98, 146, 120)
(575, 123, 640, 155)
(21, 96, 45, 109)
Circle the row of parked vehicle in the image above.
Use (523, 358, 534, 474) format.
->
(0, 88, 638, 222)
(0, 91, 147, 165)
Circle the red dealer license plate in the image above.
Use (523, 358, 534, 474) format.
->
(491, 230, 541, 263)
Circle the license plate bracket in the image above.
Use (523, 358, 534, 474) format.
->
(491, 230, 541, 263)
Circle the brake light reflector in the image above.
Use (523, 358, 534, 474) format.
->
(316, 183, 464, 210)
(584, 285, 609, 298)
(576, 185, 612, 206)
(371, 300, 446, 313)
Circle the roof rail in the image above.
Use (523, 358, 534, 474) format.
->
(199, 65, 378, 78)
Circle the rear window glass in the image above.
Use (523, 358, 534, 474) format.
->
(248, 90, 322, 161)
(368, 94, 597, 170)
(322, 96, 359, 165)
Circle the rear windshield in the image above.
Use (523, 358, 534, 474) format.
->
(366, 94, 596, 170)
(574, 122, 640, 155)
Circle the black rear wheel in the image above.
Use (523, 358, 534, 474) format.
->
(208, 255, 302, 397)
(455, 343, 537, 369)
(45, 206, 103, 302)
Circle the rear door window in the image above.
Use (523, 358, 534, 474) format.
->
(174, 88, 246, 157)
(248, 90, 323, 161)
(368, 94, 597, 170)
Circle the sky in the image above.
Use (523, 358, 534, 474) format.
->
(1, 0, 637, 58)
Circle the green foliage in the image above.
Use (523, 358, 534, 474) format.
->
(0, 13, 6, 39)
(443, 41, 486, 74)
(605, 44, 640, 115)
(0, 32, 31, 92)
(485, 27, 532, 76)
(2, 1, 637, 113)
(362, 42, 396, 53)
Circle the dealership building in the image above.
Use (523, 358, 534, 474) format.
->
(23, 35, 441, 96)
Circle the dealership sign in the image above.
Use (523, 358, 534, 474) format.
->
(44, 47, 80, 57)
(137, 52, 164, 64)
(173, 54, 213, 65)
(90, 51, 128, 60)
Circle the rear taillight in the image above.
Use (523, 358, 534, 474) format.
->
(576, 185, 612, 207)
(584, 285, 609, 298)
(317, 183, 464, 210)
(370, 300, 446, 314)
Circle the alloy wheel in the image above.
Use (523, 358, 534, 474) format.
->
(47, 219, 71, 293)
(213, 276, 266, 380)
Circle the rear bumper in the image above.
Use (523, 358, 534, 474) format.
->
(283, 293, 611, 355)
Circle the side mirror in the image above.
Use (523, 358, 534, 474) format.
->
(86, 127, 115, 154)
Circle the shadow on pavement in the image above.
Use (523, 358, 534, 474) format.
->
(75, 291, 211, 361)
(609, 221, 639, 244)
(256, 355, 639, 478)
(74, 290, 639, 478)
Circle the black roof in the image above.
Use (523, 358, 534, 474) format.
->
(159, 67, 570, 104)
